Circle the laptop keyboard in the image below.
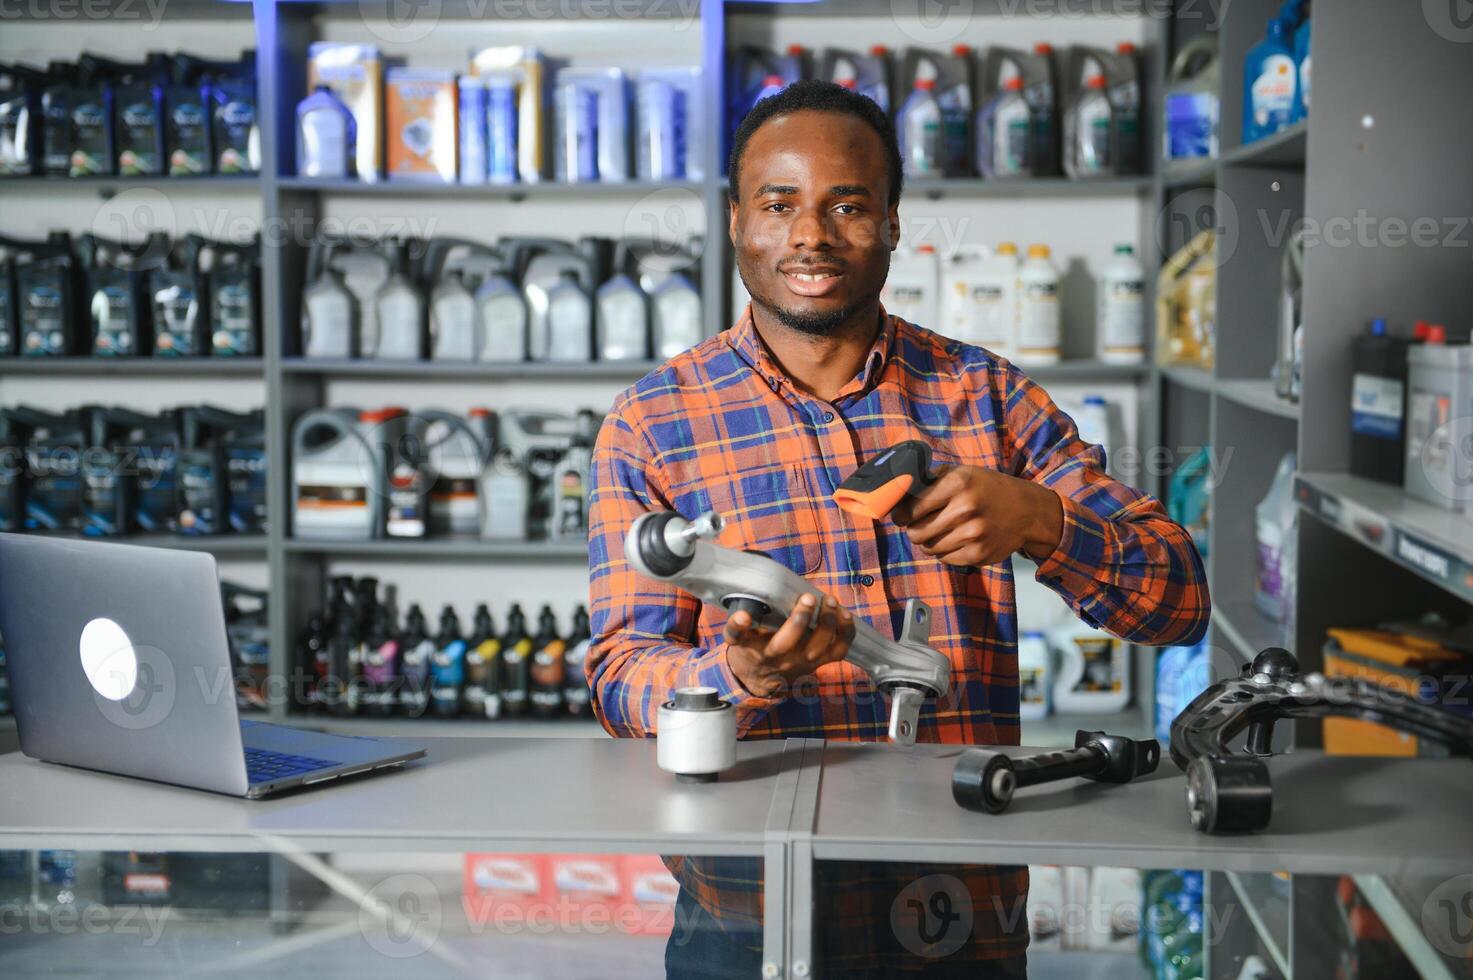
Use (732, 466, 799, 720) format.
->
(245, 747, 341, 784)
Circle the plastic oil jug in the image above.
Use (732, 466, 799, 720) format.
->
(477, 242, 530, 362)
(650, 265, 702, 361)
(81, 407, 140, 537)
(898, 75, 942, 178)
(881, 245, 939, 328)
(331, 243, 391, 358)
(1051, 621, 1129, 713)
(125, 408, 180, 534)
(940, 246, 988, 346)
(296, 84, 356, 179)
(207, 237, 262, 357)
(291, 407, 383, 540)
(1016, 244, 1061, 365)
(1163, 36, 1219, 162)
(79, 233, 166, 357)
(426, 238, 498, 361)
(480, 445, 530, 540)
(1063, 74, 1115, 178)
(1097, 243, 1145, 364)
(424, 407, 496, 537)
(1243, 18, 1297, 144)
(1018, 630, 1051, 721)
(548, 409, 596, 542)
(543, 269, 593, 362)
(301, 236, 356, 358)
(16, 233, 79, 357)
(520, 239, 592, 361)
(149, 235, 207, 357)
(596, 242, 650, 361)
(372, 239, 426, 361)
(20, 407, 86, 531)
(979, 77, 1030, 178)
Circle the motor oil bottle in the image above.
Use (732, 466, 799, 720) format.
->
(124, 408, 180, 534)
(221, 581, 269, 711)
(499, 603, 533, 717)
(179, 406, 265, 535)
(1243, 17, 1297, 144)
(463, 603, 501, 718)
(163, 54, 211, 177)
(296, 84, 356, 179)
(429, 605, 467, 717)
(0, 247, 18, 356)
(20, 407, 86, 531)
(650, 265, 703, 361)
(881, 245, 940, 328)
(291, 407, 384, 540)
(17, 234, 79, 357)
(1016, 244, 1061, 365)
(297, 613, 329, 712)
(561, 604, 592, 718)
(499, 410, 576, 540)
(1018, 630, 1051, 721)
(359, 602, 400, 717)
(427, 239, 499, 361)
(1096, 243, 1145, 364)
(978, 76, 1030, 178)
(529, 605, 566, 718)
(373, 408, 428, 539)
(1163, 36, 1220, 162)
(373, 239, 426, 361)
(301, 236, 356, 358)
(897, 75, 942, 177)
(331, 243, 391, 359)
(1063, 74, 1115, 178)
(595, 243, 650, 362)
(79, 233, 167, 357)
(519, 238, 591, 361)
(80, 407, 137, 537)
(40, 61, 78, 176)
(480, 445, 529, 540)
(476, 247, 529, 362)
(114, 53, 168, 176)
(68, 55, 116, 177)
(0, 63, 46, 177)
(544, 269, 593, 363)
(424, 408, 495, 537)
(398, 603, 434, 717)
(0, 408, 32, 532)
(207, 237, 261, 357)
(150, 235, 208, 357)
(1050, 621, 1129, 714)
(209, 58, 259, 175)
(547, 408, 596, 542)
(1349, 319, 1409, 486)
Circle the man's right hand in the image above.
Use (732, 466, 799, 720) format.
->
(723, 592, 856, 698)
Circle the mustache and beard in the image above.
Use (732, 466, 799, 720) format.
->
(738, 256, 888, 337)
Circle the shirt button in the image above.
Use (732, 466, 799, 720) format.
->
(822, 411, 835, 423)
(859, 574, 875, 587)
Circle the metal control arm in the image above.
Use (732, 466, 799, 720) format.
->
(953, 730, 1160, 814)
(1170, 647, 1473, 833)
(624, 510, 952, 745)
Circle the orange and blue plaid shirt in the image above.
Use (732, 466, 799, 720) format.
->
(586, 307, 1210, 966)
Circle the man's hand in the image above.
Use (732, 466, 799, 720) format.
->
(724, 592, 855, 698)
(891, 466, 1064, 567)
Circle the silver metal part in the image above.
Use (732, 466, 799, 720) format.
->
(683, 510, 724, 542)
(625, 511, 953, 744)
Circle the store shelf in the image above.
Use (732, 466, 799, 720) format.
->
(904, 176, 1151, 199)
(1021, 703, 1153, 749)
(1162, 157, 1217, 189)
(9, 533, 267, 556)
(1213, 596, 1284, 665)
(277, 177, 706, 200)
(284, 538, 588, 560)
(1216, 378, 1300, 421)
(1296, 471, 1473, 603)
(1224, 870, 1292, 979)
(1161, 364, 1214, 393)
(293, 715, 608, 739)
(0, 357, 264, 377)
(1351, 875, 1464, 980)
(1024, 360, 1149, 382)
(1221, 123, 1308, 170)
(0, 175, 259, 191)
(280, 357, 661, 380)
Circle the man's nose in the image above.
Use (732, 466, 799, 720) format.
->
(787, 207, 837, 250)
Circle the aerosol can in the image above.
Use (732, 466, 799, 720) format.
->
(476, 245, 530, 362)
(426, 238, 499, 361)
(499, 603, 533, 717)
(301, 236, 356, 358)
(150, 235, 208, 357)
(372, 239, 426, 360)
(79, 233, 167, 357)
(399, 603, 434, 717)
(207, 236, 261, 357)
(331, 242, 391, 358)
(650, 258, 703, 360)
(360, 602, 400, 718)
(430, 605, 467, 717)
(424, 408, 496, 537)
(464, 603, 500, 718)
(529, 605, 566, 717)
(547, 408, 597, 542)
(595, 242, 650, 361)
(562, 604, 592, 717)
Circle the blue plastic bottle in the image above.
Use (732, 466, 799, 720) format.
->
(1243, 17, 1297, 144)
(1291, 15, 1311, 123)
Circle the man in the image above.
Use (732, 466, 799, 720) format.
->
(587, 80, 1210, 977)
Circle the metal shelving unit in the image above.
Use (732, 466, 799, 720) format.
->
(0, 357, 264, 376)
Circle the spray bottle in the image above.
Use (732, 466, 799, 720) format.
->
(529, 605, 565, 717)
(464, 603, 501, 718)
(562, 604, 592, 717)
(430, 605, 467, 717)
(499, 603, 532, 717)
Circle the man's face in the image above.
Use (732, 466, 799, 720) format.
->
(729, 110, 899, 336)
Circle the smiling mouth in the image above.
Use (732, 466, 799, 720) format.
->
(780, 266, 846, 297)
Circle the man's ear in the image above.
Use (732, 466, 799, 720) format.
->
(728, 197, 739, 247)
(887, 205, 902, 251)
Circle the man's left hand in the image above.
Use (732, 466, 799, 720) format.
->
(890, 466, 1065, 567)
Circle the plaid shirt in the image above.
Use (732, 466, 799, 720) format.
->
(586, 308, 1210, 967)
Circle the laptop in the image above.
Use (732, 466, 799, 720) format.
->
(0, 533, 425, 798)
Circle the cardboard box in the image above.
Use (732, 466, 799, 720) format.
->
(1323, 628, 1468, 757)
(386, 68, 457, 183)
(620, 854, 679, 937)
(462, 853, 549, 928)
(306, 43, 383, 182)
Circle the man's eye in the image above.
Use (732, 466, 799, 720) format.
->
(765, 202, 791, 213)
(834, 204, 860, 215)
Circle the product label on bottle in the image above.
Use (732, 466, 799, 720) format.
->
(1101, 278, 1145, 354)
(1350, 374, 1404, 440)
(1020, 667, 1046, 706)
(501, 638, 533, 706)
(531, 638, 566, 708)
(1406, 389, 1454, 494)
(1300, 57, 1311, 111)
(1068, 637, 1120, 693)
(1255, 541, 1283, 615)
(1018, 280, 1059, 354)
(1252, 55, 1297, 129)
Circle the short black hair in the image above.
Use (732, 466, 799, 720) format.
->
(727, 78, 904, 208)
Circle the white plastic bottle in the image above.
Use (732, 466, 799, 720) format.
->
(1075, 394, 1112, 471)
(1051, 621, 1130, 714)
(899, 78, 943, 177)
(1016, 244, 1061, 365)
(1018, 630, 1052, 721)
(880, 244, 939, 327)
(1096, 243, 1146, 363)
(941, 246, 985, 345)
(1254, 450, 1298, 621)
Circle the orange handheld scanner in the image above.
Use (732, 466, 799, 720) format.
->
(832, 440, 940, 521)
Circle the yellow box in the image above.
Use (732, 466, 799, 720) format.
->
(1323, 628, 1466, 757)
(386, 68, 458, 183)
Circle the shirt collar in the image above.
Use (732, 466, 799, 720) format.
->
(727, 302, 896, 397)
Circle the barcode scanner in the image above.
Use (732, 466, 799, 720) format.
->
(833, 440, 941, 521)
